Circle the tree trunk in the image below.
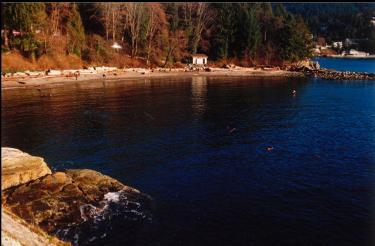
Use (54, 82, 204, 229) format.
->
(163, 46, 173, 68)
(134, 38, 138, 58)
(131, 37, 136, 58)
(264, 30, 267, 42)
(146, 39, 152, 66)
(4, 29, 9, 48)
(112, 11, 115, 41)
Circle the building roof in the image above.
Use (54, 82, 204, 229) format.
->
(111, 42, 122, 49)
(191, 54, 208, 58)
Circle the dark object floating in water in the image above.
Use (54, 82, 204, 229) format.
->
(229, 128, 236, 133)
(227, 126, 236, 133)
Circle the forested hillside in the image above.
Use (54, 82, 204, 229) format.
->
(284, 3, 375, 53)
(1, 3, 314, 71)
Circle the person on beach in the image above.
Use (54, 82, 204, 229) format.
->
(74, 71, 80, 80)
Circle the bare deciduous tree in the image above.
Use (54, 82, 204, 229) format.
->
(122, 3, 145, 58)
(183, 3, 213, 54)
(144, 3, 167, 65)
(94, 3, 122, 41)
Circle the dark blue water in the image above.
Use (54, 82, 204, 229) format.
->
(313, 57, 375, 73)
(2, 74, 375, 246)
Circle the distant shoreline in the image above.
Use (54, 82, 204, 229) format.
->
(314, 55, 375, 59)
(1, 68, 305, 90)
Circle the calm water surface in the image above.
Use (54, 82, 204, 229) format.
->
(313, 57, 375, 73)
(2, 73, 375, 245)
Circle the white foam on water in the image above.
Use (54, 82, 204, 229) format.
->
(59, 188, 152, 245)
(104, 191, 120, 203)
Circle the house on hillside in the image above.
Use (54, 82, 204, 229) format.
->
(111, 42, 122, 50)
(332, 41, 343, 49)
(346, 49, 369, 57)
(189, 54, 208, 65)
(344, 38, 358, 47)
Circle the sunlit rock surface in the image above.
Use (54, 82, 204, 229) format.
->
(1, 147, 52, 190)
(1, 148, 153, 246)
(2, 209, 69, 246)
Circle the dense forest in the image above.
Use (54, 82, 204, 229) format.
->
(285, 3, 375, 53)
(2, 2, 370, 70)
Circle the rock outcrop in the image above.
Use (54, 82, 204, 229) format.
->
(1, 148, 153, 246)
(2, 209, 70, 246)
(295, 59, 320, 70)
(1, 148, 52, 190)
(288, 59, 375, 80)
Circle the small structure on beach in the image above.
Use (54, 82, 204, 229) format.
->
(189, 54, 208, 65)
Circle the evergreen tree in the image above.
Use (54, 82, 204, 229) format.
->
(211, 3, 236, 59)
(240, 4, 261, 65)
(279, 15, 312, 62)
(66, 3, 85, 57)
(3, 3, 47, 59)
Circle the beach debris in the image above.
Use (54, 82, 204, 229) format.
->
(46, 69, 62, 76)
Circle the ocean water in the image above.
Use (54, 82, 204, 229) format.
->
(2, 61, 375, 245)
(313, 57, 375, 73)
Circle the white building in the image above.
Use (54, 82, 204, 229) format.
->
(111, 42, 122, 50)
(190, 54, 208, 65)
(344, 38, 358, 47)
(332, 41, 343, 49)
(346, 49, 369, 57)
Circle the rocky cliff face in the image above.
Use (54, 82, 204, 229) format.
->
(1, 148, 52, 190)
(2, 209, 70, 246)
(1, 148, 153, 246)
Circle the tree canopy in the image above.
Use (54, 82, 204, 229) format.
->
(3, 2, 355, 67)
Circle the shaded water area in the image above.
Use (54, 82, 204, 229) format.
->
(2, 75, 375, 246)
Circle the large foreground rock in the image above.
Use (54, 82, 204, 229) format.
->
(2, 169, 153, 245)
(2, 209, 69, 246)
(1, 148, 52, 190)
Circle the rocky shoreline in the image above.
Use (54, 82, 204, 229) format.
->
(1, 148, 153, 246)
(288, 60, 375, 80)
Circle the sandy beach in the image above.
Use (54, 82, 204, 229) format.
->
(1, 68, 304, 90)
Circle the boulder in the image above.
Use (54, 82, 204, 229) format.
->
(293, 59, 320, 71)
(1, 148, 52, 190)
(2, 169, 153, 245)
(47, 70, 62, 76)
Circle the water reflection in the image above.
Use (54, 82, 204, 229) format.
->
(191, 77, 207, 120)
